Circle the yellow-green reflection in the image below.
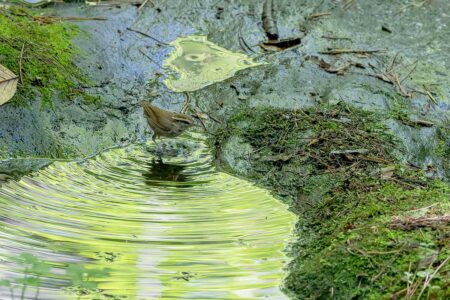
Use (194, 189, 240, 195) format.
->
(164, 36, 263, 92)
(0, 133, 295, 299)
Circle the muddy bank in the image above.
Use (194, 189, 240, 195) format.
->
(0, 0, 449, 299)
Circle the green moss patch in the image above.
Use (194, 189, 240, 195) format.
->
(0, 7, 94, 107)
(213, 104, 450, 299)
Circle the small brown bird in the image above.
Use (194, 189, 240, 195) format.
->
(140, 101, 194, 143)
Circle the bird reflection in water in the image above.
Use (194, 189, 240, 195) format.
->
(142, 159, 193, 188)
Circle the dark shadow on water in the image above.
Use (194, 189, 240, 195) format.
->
(142, 159, 194, 188)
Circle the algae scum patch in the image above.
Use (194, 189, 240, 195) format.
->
(0, 134, 295, 299)
(163, 36, 262, 92)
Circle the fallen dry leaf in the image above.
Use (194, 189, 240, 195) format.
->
(261, 37, 301, 51)
(0, 63, 19, 106)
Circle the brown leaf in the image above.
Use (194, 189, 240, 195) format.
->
(319, 59, 331, 69)
(0, 64, 18, 106)
(261, 37, 301, 51)
(318, 59, 355, 75)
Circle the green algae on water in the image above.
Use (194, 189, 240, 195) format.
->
(163, 35, 263, 92)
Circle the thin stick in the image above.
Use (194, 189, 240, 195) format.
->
(416, 256, 449, 299)
(321, 35, 351, 41)
(307, 12, 332, 20)
(180, 92, 191, 114)
(343, 0, 356, 10)
(138, 47, 164, 69)
(138, 0, 150, 11)
(389, 177, 420, 189)
(127, 27, 171, 46)
(422, 86, 438, 104)
(204, 112, 221, 123)
(62, 16, 108, 21)
(319, 48, 386, 55)
(389, 52, 400, 71)
(407, 203, 439, 212)
(194, 110, 208, 132)
(19, 43, 25, 84)
(400, 60, 418, 83)
(238, 27, 255, 54)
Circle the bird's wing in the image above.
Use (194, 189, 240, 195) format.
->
(172, 115, 193, 125)
(142, 103, 173, 131)
(147, 116, 174, 132)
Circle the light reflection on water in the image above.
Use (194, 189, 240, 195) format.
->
(0, 133, 295, 299)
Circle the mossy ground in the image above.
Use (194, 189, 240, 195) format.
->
(0, 7, 97, 107)
(212, 104, 450, 299)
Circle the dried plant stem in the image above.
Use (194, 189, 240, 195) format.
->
(18, 43, 25, 84)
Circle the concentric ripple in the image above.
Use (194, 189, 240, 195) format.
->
(0, 133, 295, 299)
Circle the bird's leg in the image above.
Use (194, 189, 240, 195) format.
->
(152, 134, 163, 159)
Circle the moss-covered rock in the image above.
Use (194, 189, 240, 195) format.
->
(0, 7, 92, 107)
(212, 104, 450, 299)
(0, 5, 148, 167)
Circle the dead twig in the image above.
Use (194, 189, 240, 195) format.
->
(407, 203, 439, 213)
(330, 149, 369, 155)
(194, 111, 208, 132)
(33, 16, 108, 24)
(365, 64, 412, 97)
(422, 85, 438, 104)
(238, 27, 255, 54)
(400, 60, 418, 83)
(180, 92, 191, 114)
(416, 257, 450, 300)
(61, 16, 108, 21)
(390, 215, 450, 230)
(357, 155, 392, 164)
(318, 59, 355, 75)
(342, 0, 357, 10)
(319, 48, 387, 55)
(127, 27, 171, 46)
(86, 0, 144, 6)
(307, 12, 332, 20)
(138, 47, 164, 69)
(321, 35, 352, 41)
(138, 0, 152, 11)
(18, 43, 25, 85)
(397, 0, 432, 15)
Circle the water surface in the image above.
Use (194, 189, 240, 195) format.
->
(0, 134, 295, 299)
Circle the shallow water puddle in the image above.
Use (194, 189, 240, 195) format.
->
(0, 134, 295, 299)
(164, 36, 262, 92)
